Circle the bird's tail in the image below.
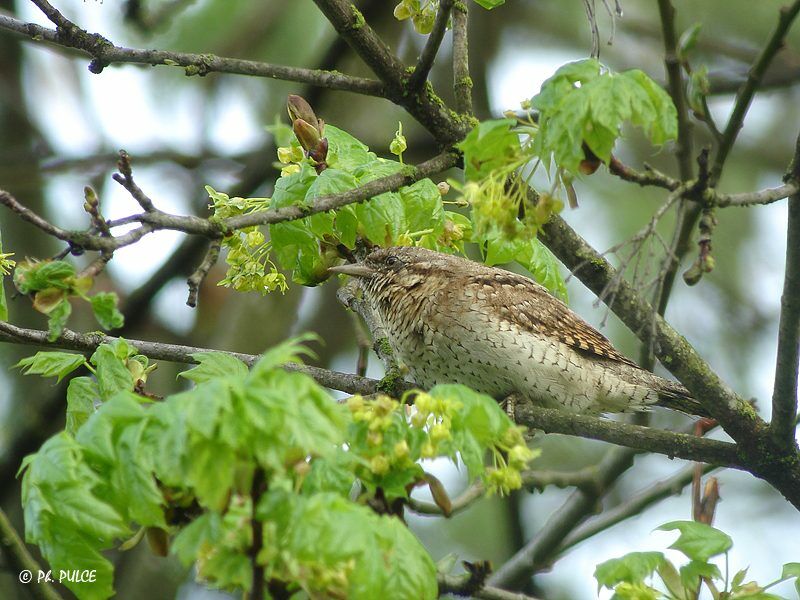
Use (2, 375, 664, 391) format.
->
(656, 379, 710, 418)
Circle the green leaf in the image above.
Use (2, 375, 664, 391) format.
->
(532, 60, 677, 174)
(90, 292, 125, 330)
(179, 352, 249, 384)
(90, 343, 135, 401)
(782, 562, 800, 578)
(325, 125, 375, 171)
(473, 0, 505, 8)
(457, 119, 519, 181)
(46, 299, 71, 342)
(594, 551, 666, 589)
(14, 351, 87, 382)
(66, 377, 98, 435)
(515, 238, 568, 302)
(657, 521, 732, 561)
(679, 559, 721, 594)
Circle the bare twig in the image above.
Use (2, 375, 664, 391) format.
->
(408, 0, 454, 92)
(771, 133, 800, 446)
(407, 467, 598, 517)
(714, 181, 800, 208)
(0, 11, 384, 97)
(186, 240, 221, 308)
(0, 508, 64, 600)
(709, 1, 800, 186)
(556, 462, 718, 554)
(0, 151, 459, 253)
(607, 156, 681, 191)
(112, 151, 155, 212)
(656, 0, 694, 181)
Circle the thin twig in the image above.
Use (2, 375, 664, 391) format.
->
(556, 462, 718, 554)
(186, 240, 221, 308)
(112, 150, 155, 212)
(408, 0, 454, 92)
(656, 0, 694, 181)
(770, 132, 800, 446)
(0, 508, 64, 600)
(709, 1, 800, 186)
(0, 11, 384, 97)
(0, 151, 459, 253)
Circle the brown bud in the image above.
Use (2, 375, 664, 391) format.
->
(287, 95, 319, 132)
(293, 118, 322, 152)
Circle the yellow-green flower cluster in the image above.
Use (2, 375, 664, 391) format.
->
(485, 426, 539, 496)
(205, 186, 287, 294)
(276, 142, 304, 177)
(347, 395, 413, 476)
(409, 391, 462, 459)
(393, 0, 437, 34)
(0, 250, 15, 276)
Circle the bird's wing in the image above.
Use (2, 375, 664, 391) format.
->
(468, 270, 639, 368)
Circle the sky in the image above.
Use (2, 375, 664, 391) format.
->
(5, 0, 799, 597)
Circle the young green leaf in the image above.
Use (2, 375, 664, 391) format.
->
(657, 520, 733, 562)
(90, 343, 135, 400)
(66, 377, 99, 435)
(14, 351, 87, 382)
(594, 551, 666, 589)
(46, 299, 72, 341)
(532, 59, 678, 174)
(13, 259, 77, 294)
(679, 559, 721, 595)
(179, 352, 249, 384)
(457, 119, 519, 181)
(473, 0, 505, 8)
(90, 292, 125, 330)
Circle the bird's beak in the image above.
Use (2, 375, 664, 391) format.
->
(328, 263, 376, 278)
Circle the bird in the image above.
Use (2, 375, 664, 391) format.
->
(329, 245, 704, 416)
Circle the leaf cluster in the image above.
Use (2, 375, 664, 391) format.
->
(595, 520, 800, 599)
(17, 338, 536, 599)
(11, 258, 124, 340)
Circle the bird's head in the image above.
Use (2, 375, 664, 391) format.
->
(328, 246, 457, 297)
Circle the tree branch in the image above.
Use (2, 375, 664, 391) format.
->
(0, 11, 385, 97)
(656, 0, 694, 181)
(408, 0, 454, 92)
(709, 1, 800, 185)
(0, 321, 395, 397)
(452, 2, 473, 115)
(713, 181, 799, 207)
(557, 462, 717, 554)
(539, 213, 800, 508)
(771, 134, 800, 445)
(0, 150, 459, 252)
(512, 404, 743, 469)
(0, 508, 64, 600)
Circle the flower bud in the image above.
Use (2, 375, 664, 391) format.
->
(287, 95, 319, 131)
(293, 118, 322, 152)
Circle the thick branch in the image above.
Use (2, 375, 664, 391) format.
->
(513, 404, 743, 468)
(452, 2, 473, 115)
(0, 12, 384, 97)
(539, 214, 800, 508)
(0, 321, 393, 397)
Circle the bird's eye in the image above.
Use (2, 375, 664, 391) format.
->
(385, 255, 399, 267)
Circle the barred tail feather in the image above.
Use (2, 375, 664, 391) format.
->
(656, 379, 710, 417)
